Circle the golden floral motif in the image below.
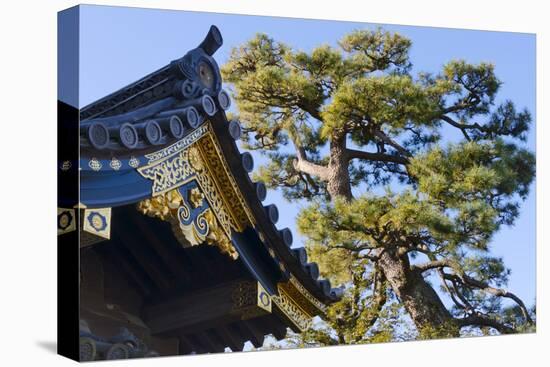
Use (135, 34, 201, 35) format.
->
(203, 209, 238, 259)
(59, 214, 70, 228)
(109, 157, 122, 171)
(128, 156, 140, 168)
(189, 187, 204, 208)
(188, 146, 203, 172)
(57, 208, 76, 235)
(139, 189, 183, 221)
(61, 160, 72, 171)
(88, 158, 102, 171)
(138, 187, 238, 259)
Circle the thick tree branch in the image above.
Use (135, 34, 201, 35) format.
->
(363, 276, 388, 333)
(346, 148, 409, 165)
(329, 242, 382, 252)
(297, 101, 324, 122)
(446, 273, 533, 324)
(439, 114, 499, 142)
(413, 259, 533, 325)
(437, 270, 470, 312)
(293, 149, 330, 181)
(457, 314, 515, 334)
(448, 276, 475, 312)
(440, 115, 473, 141)
(289, 138, 330, 181)
(411, 259, 457, 273)
(373, 130, 411, 157)
(442, 97, 480, 115)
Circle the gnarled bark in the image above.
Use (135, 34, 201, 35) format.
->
(378, 249, 458, 336)
(327, 135, 353, 200)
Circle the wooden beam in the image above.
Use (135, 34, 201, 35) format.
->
(99, 240, 153, 296)
(179, 245, 217, 288)
(114, 227, 174, 291)
(196, 330, 225, 353)
(143, 279, 271, 335)
(128, 213, 192, 285)
(263, 314, 288, 340)
(178, 335, 194, 355)
(179, 335, 204, 354)
(217, 324, 244, 352)
(241, 319, 265, 348)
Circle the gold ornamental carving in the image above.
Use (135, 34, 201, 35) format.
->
(136, 122, 327, 326)
(138, 188, 238, 259)
(231, 281, 272, 320)
(272, 285, 313, 331)
(137, 122, 255, 240)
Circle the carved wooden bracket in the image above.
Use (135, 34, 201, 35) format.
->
(138, 183, 238, 259)
(136, 122, 258, 259)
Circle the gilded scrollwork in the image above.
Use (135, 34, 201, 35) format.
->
(176, 199, 207, 246)
(136, 122, 328, 321)
(143, 124, 209, 164)
(138, 150, 196, 197)
(231, 281, 257, 310)
(272, 286, 313, 331)
(133, 122, 333, 332)
(231, 281, 272, 320)
(137, 122, 255, 241)
(194, 131, 256, 231)
(286, 276, 327, 314)
(138, 186, 238, 259)
(203, 210, 238, 259)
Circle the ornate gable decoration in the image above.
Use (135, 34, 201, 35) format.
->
(137, 121, 255, 259)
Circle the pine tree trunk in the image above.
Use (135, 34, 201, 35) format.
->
(378, 249, 458, 337)
(327, 136, 352, 200)
(324, 135, 456, 336)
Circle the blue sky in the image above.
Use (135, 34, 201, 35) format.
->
(79, 5, 536, 306)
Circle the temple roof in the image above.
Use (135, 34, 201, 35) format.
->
(64, 26, 342, 351)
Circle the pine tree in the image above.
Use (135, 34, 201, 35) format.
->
(221, 28, 535, 342)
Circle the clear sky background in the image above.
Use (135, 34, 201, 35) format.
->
(78, 5, 536, 307)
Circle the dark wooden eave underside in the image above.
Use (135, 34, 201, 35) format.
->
(87, 205, 295, 353)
